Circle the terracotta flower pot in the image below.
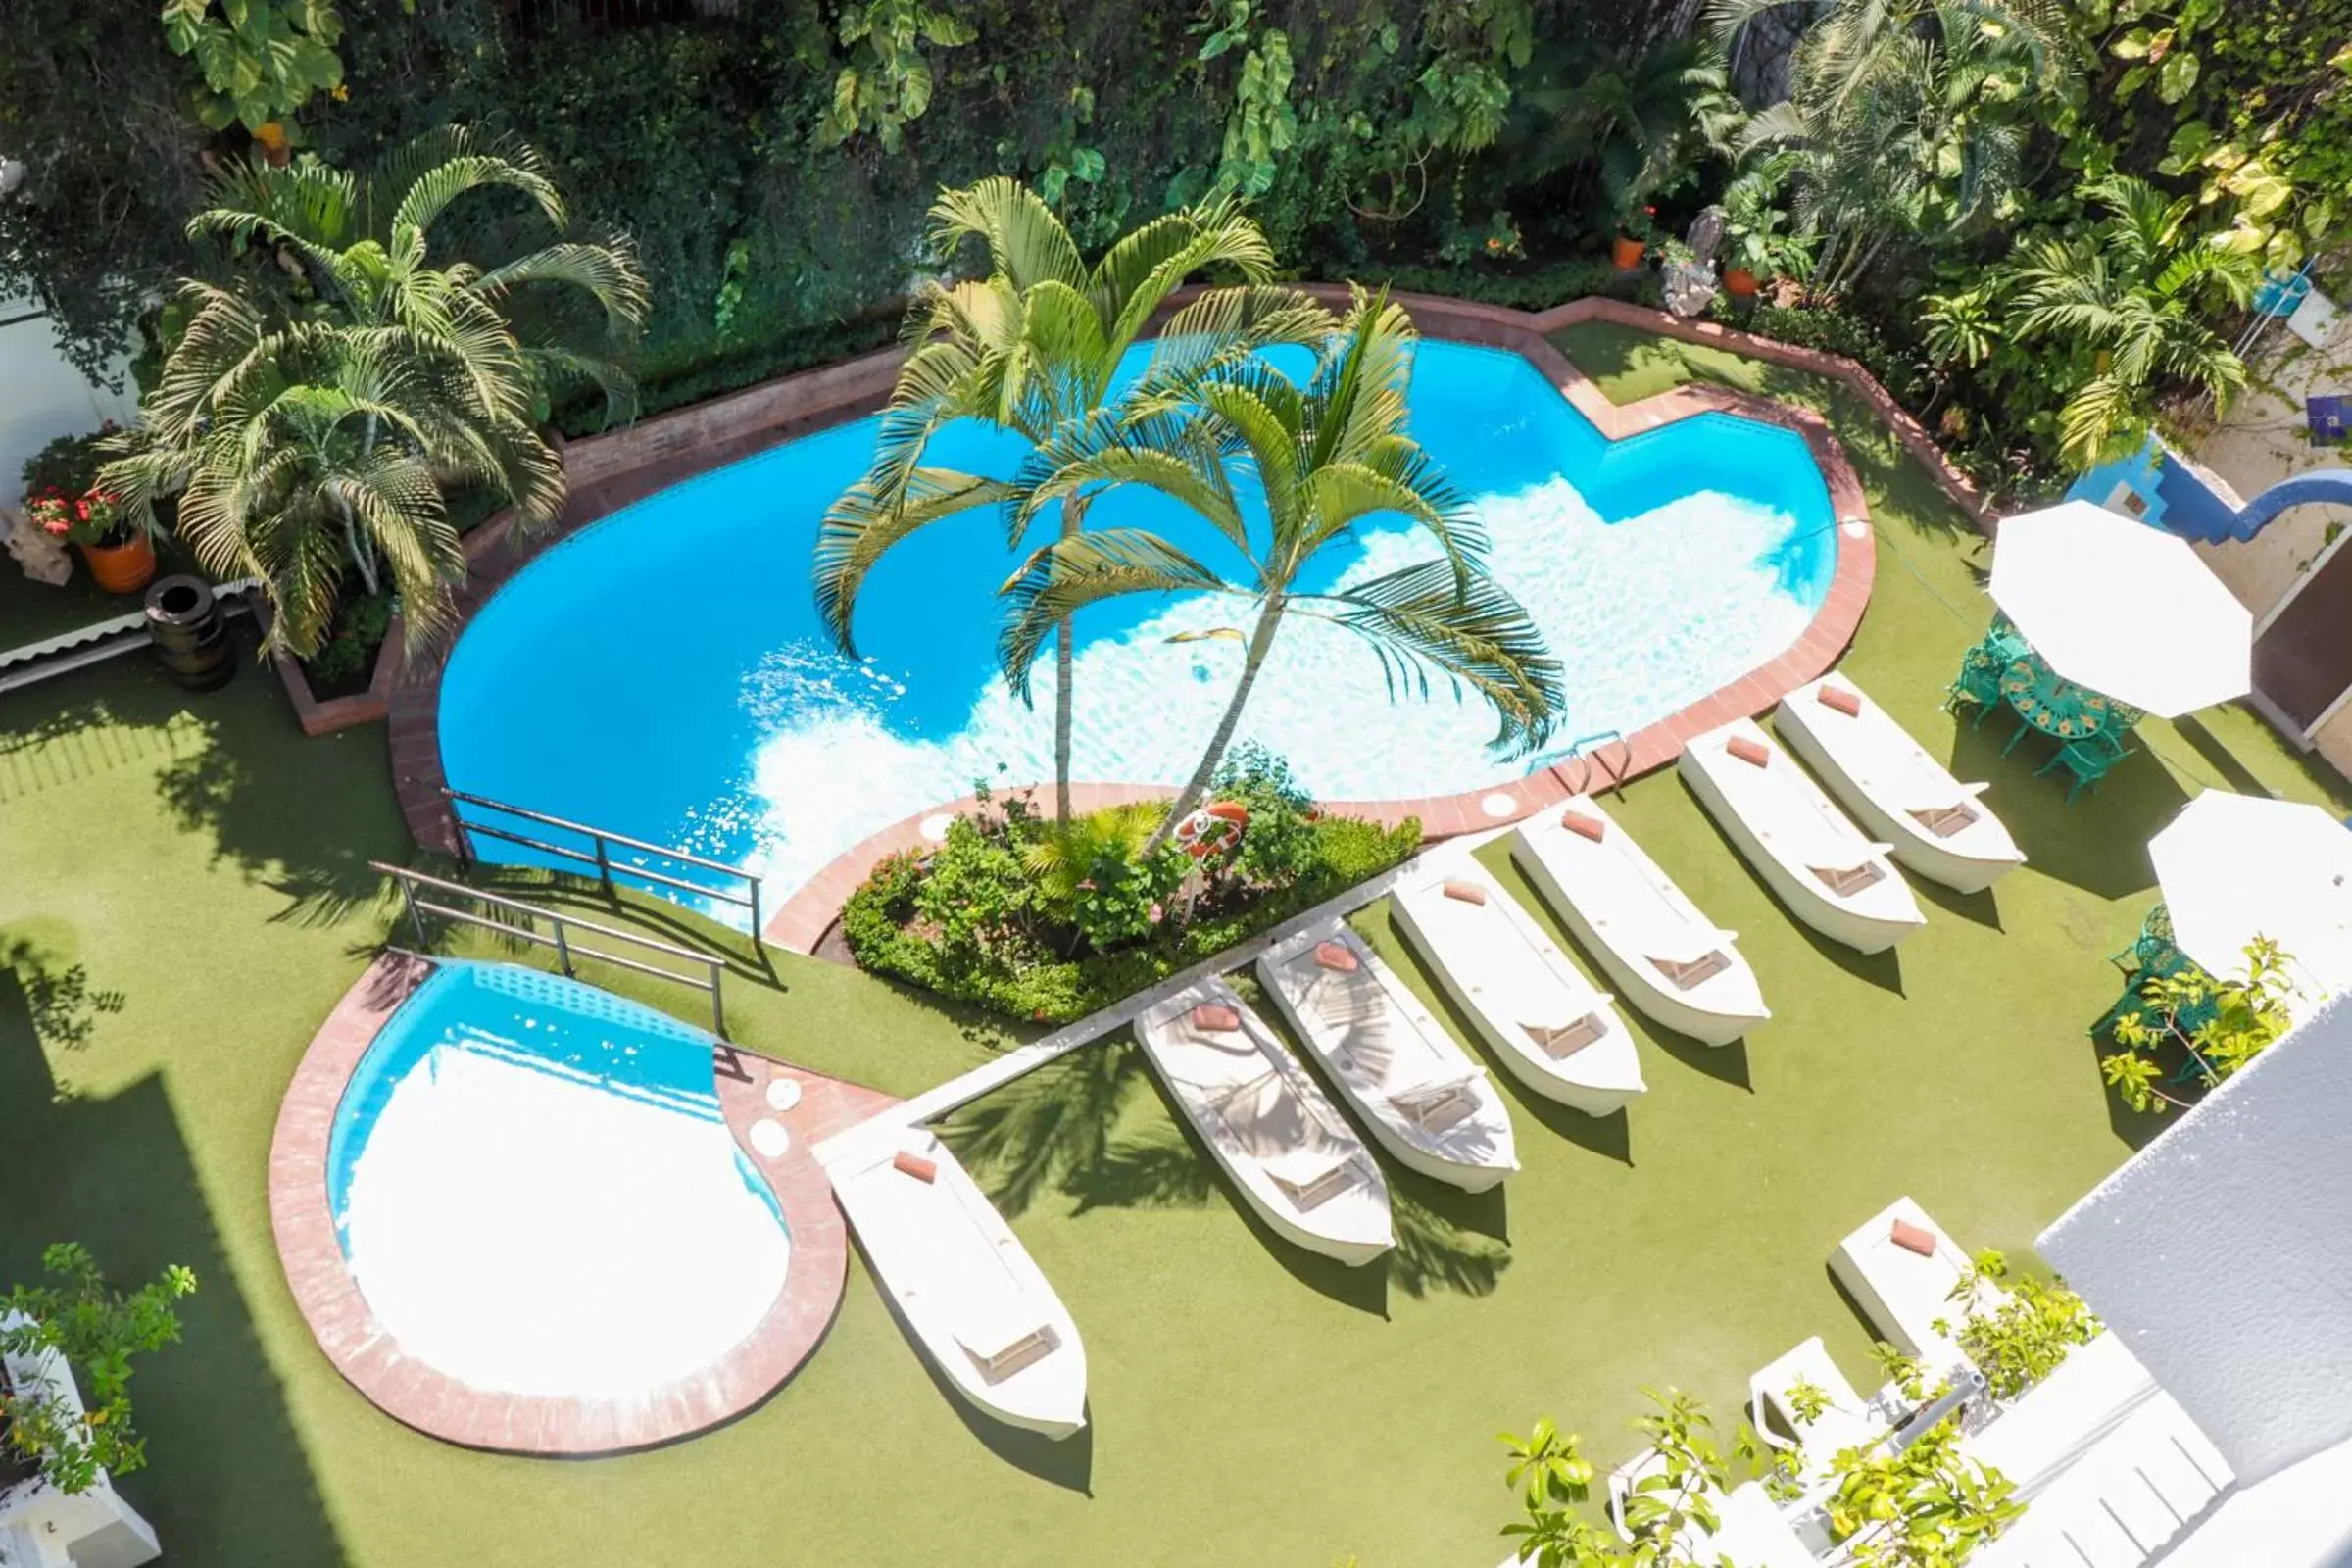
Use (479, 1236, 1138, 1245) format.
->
(81, 534, 158, 595)
(1612, 235, 1647, 270)
(1725, 268, 1761, 297)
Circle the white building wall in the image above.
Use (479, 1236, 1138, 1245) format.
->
(0, 298, 137, 510)
(2039, 993, 2352, 1485)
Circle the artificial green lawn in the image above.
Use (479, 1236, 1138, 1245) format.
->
(4, 325, 2344, 1568)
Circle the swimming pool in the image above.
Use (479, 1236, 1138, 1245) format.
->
(439, 339, 1837, 907)
(328, 961, 790, 1399)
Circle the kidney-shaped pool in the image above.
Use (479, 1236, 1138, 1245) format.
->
(439, 340, 1838, 908)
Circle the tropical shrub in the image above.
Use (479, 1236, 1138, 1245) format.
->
(0, 1243, 197, 1496)
(97, 128, 647, 659)
(1501, 1384, 2019, 1567)
(2107, 937, 2294, 1113)
(1936, 1250, 2102, 1401)
(840, 767, 1419, 1024)
(19, 428, 119, 503)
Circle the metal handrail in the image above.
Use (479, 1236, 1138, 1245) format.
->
(442, 788, 764, 941)
(1550, 728, 1630, 798)
(373, 860, 729, 1036)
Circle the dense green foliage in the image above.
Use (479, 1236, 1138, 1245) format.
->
(97, 130, 647, 659)
(840, 748, 1419, 1022)
(2108, 937, 2295, 1112)
(1501, 1385, 2019, 1567)
(1937, 1250, 2102, 1401)
(0, 1243, 197, 1495)
(6, 0, 2349, 482)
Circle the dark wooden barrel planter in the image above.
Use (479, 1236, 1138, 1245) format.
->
(143, 574, 236, 692)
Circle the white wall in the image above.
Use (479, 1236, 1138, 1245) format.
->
(0, 297, 137, 509)
(2039, 993, 2352, 1484)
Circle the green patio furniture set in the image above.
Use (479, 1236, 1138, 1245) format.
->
(2092, 902, 2222, 1068)
(1944, 618, 2143, 803)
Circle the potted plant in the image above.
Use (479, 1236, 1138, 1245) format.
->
(24, 486, 156, 594)
(1721, 162, 1816, 298)
(1, 1243, 196, 1497)
(1612, 203, 1657, 270)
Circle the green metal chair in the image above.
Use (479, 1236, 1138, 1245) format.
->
(2093, 903, 2189, 1038)
(2038, 729, 2132, 803)
(1944, 643, 2008, 724)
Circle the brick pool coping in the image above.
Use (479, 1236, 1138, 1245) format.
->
(267, 951, 896, 1454)
(382, 289, 1995, 951)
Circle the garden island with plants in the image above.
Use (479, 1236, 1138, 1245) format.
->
(3, 0, 2349, 1564)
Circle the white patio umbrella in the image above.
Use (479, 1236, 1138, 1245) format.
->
(1988, 501, 2252, 718)
(2150, 790, 2352, 1002)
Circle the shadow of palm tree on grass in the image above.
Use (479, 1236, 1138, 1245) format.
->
(941, 1038, 1511, 1301)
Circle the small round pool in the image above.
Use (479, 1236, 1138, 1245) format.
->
(440, 339, 1838, 906)
(327, 961, 790, 1399)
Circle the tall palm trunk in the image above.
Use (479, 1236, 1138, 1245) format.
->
(1142, 594, 1283, 856)
(1052, 493, 1091, 824)
(336, 494, 383, 596)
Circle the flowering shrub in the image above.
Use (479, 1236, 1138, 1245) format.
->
(24, 486, 133, 549)
(841, 756, 1419, 1023)
(1617, 202, 1659, 242)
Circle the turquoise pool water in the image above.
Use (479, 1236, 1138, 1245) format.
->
(439, 341, 1838, 907)
(329, 962, 790, 1397)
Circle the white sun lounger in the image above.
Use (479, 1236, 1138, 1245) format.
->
(1509, 796, 1769, 1046)
(1133, 979, 1395, 1265)
(829, 1129, 1088, 1439)
(1389, 858, 1645, 1117)
(1829, 1196, 2008, 1376)
(1776, 674, 2025, 895)
(1257, 919, 1519, 1191)
(1750, 1335, 1893, 1479)
(1681, 718, 1928, 954)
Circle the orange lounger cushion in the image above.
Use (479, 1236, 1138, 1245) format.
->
(1817, 685, 1863, 716)
(1889, 1218, 1938, 1256)
(1442, 878, 1488, 905)
(893, 1150, 939, 1183)
(1191, 1003, 1243, 1033)
(1560, 808, 1607, 842)
(1312, 940, 1359, 972)
(1726, 735, 1772, 767)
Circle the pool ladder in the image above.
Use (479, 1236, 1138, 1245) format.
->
(1543, 729, 1631, 799)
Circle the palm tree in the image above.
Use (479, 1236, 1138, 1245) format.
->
(130, 297, 462, 653)
(100, 129, 647, 655)
(1518, 35, 1746, 220)
(1719, 0, 2063, 292)
(996, 289, 1563, 856)
(813, 176, 1322, 823)
(1999, 176, 2258, 467)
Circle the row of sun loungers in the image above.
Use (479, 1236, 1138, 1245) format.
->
(1680, 676, 2026, 955)
(830, 673, 2029, 1445)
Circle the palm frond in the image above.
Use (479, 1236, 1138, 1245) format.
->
(812, 471, 1020, 654)
(928, 176, 1087, 294)
(1301, 560, 1564, 756)
(997, 528, 1231, 699)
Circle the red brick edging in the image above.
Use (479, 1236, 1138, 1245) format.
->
(267, 952, 893, 1453)
(379, 288, 1971, 952)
